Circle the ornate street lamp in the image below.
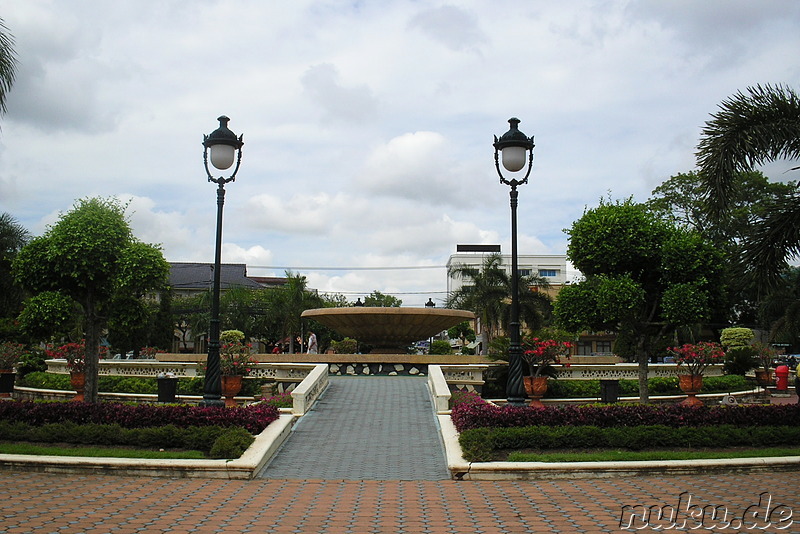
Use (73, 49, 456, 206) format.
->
(494, 117, 534, 406)
(201, 116, 244, 407)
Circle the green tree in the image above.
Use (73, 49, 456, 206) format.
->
(554, 198, 723, 402)
(272, 272, 324, 353)
(696, 84, 800, 286)
(0, 18, 17, 116)
(647, 170, 793, 324)
(447, 253, 552, 355)
(12, 198, 170, 402)
(363, 290, 402, 307)
(0, 213, 29, 324)
(759, 267, 800, 352)
(447, 321, 476, 353)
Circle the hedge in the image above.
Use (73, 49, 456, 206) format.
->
(459, 424, 800, 462)
(0, 400, 279, 434)
(0, 420, 253, 459)
(451, 402, 800, 433)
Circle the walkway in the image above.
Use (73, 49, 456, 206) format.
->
(260, 376, 450, 480)
(2, 471, 799, 533)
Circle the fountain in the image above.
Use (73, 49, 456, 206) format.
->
(301, 307, 475, 354)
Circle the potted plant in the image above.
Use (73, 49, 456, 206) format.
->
(46, 340, 108, 401)
(520, 337, 572, 407)
(46, 341, 88, 401)
(752, 342, 778, 386)
(0, 342, 25, 397)
(219, 330, 254, 406)
(669, 341, 724, 406)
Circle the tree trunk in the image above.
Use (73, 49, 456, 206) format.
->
(636, 336, 649, 404)
(83, 294, 101, 403)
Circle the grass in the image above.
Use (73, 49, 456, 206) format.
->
(0, 442, 207, 459)
(506, 447, 800, 463)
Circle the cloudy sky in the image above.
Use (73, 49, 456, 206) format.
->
(0, 1, 798, 306)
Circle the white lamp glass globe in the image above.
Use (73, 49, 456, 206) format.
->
(210, 144, 235, 170)
(501, 146, 527, 172)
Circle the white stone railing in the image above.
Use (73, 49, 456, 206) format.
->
(429, 364, 491, 414)
(552, 363, 724, 380)
(428, 365, 451, 414)
(45, 359, 328, 383)
(290, 364, 329, 415)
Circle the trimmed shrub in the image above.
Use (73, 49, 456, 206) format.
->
(209, 427, 255, 458)
(451, 402, 800, 433)
(458, 424, 800, 462)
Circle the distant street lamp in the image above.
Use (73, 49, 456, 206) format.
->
(494, 117, 534, 406)
(201, 116, 244, 407)
(425, 298, 436, 308)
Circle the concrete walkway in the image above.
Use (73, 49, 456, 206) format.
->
(260, 376, 450, 480)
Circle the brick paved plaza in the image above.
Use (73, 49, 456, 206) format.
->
(1, 471, 798, 533)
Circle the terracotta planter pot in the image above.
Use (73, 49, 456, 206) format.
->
(755, 370, 773, 387)
(0, 370, 14, 398)
(523, 375, 548, 407)
(70, 372, 86, 402)
(678, 374, 703, 407)
(221, 375, 243, 407)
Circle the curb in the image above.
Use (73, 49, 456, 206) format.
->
(0, 413, 296, 479)
(437, 415, 800, 480)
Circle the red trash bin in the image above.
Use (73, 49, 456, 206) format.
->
(775, 365, 789, 391)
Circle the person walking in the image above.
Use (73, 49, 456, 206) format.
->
(307, 331, 318, 354)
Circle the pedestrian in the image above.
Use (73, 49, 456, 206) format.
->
(307, 330, 318, 354)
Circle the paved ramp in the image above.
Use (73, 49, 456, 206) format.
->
(259, 376, 449, 480)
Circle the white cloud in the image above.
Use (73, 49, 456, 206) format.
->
(0, 0, 797, 298)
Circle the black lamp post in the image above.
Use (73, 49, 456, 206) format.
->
(494, 117, 534, 406)
(201, 116, 244, 407)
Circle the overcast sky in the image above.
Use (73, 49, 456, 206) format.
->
(0, 1, 798, 306)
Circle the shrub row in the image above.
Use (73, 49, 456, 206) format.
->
(18, 372, 268, 397)
(459, 424, 800, 462)
(543, 375, 750, 398)
(451, 402, 800, 433)
(0, 400, 279, 434)
(0, 420, 253, 459)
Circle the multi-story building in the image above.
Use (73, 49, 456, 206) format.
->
(446, 245, 615, 358)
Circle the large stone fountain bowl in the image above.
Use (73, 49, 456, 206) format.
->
(301, 307, 475, 353)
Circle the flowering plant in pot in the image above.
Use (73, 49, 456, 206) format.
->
(521, 337, 572, 378)
(220, 342, 255, 376)
(46, 340, 109, 373)
(0, 341, 26, 371)
(669, 341, 725, 376)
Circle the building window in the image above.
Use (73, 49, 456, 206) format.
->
(518, 268, 531, 276)
(576, 341, 593, 355)
(595, 341, 612, 354)
(539, 269, 557, 277)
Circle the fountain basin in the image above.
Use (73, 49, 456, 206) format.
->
(301, 307, 475, 353)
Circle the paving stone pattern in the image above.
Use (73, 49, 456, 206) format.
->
(2, 471, 799, 533)
(260, 376, 450, 480)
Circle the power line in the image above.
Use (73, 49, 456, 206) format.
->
(248, 264, 447, 271)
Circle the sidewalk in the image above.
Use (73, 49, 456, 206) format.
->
(260, 376, 449, 480)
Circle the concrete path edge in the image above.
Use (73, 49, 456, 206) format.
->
(438, 414, 800, 480)
(0, 413, 296, 479)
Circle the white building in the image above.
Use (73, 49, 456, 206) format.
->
(446, 245, 569, 296)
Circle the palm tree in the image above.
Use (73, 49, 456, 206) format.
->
(447, 254, 552, 355)
(759, 267, 800, 351)
(273, 272, 323, 353)
(0, 213, 29, 318)
(0, 18, 17, 116)
(696, 84, 800, 286)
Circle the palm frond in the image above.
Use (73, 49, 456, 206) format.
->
(696, 84, 800, 214)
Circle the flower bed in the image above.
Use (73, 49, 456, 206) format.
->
(0, 400, 279, 434)
(451, 402, 800, 433)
